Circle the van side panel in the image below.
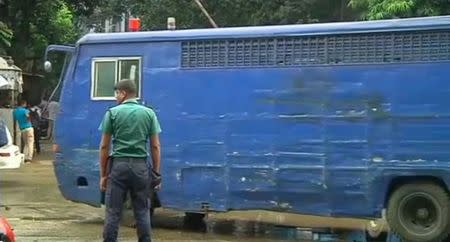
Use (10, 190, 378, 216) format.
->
(55, 40, 450, 217)
(147, 61, 450, 217)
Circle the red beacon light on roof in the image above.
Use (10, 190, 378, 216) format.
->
(128, 17, 141, 32)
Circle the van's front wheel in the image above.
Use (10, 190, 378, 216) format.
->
(387, 182, 450, 242)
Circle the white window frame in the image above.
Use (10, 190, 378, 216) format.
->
(91, 57, 142, 100)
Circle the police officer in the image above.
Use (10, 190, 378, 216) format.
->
(99, 79, 161, 242)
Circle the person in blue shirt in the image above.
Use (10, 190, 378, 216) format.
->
(13, 99, 34, 162)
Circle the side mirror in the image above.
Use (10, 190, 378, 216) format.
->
(44, 61, 52, 73)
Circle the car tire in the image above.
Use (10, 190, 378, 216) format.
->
(121, 194, 156, 228)
(183, 212, 206, 231)
(387, 182, 450, 242)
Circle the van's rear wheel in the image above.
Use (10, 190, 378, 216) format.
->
(183, 212, 206, 231)
(121, 198, 135, 227)
(121, 202, 155, 228)
(387, 183, 450, 242)
(121, 192, 159, 228)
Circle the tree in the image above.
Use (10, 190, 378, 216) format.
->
(0, 21, 12, 54)
(349, 0, 450, 20)
(141, 0, 355, 29)
(64, 0, 103, 16)
(0, 0, 78, 73)
(85, 0, 356, 31)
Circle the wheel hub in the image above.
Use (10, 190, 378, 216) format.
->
(400, 193, 440, 233)
(416, 208, 429, 220)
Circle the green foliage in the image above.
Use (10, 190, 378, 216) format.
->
(0, 0, 78, 74)
(85, 0, 356, 31)
(0, 21, 13, 49)
(29, 1, 77, 58)
(349, 0, 450, 20)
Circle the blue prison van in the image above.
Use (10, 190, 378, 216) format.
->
(45, 16, 450, 242)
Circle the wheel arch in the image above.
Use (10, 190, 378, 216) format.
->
(384, 175, 450, 208)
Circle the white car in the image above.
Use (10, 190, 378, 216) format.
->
(0, 122, 24, 169)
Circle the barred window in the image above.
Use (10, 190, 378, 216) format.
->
(181, 30, 450, 68)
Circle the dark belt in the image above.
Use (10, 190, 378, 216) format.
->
(112, 157, 146, 163)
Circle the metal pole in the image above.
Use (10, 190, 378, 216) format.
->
(340, 0, 345, 21)
(193, 0, 218, 28)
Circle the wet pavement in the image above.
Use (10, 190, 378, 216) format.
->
(0, 143, 383, 241)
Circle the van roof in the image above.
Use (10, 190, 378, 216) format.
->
(77, 15, 450, 45)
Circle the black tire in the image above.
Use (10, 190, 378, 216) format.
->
(183, 212, 205, 223)
(121, 192, 157, 228)
(120, 197, 135, 227)
(183, 212, 206, 231)
(0, 233, 11, 242)
(387, 182, 450, 242)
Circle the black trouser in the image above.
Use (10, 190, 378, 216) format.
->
(103, 157, 151, 242)
(34, 127, 40, 153)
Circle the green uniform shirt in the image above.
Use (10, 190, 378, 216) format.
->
(100, 99, 161, 158)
